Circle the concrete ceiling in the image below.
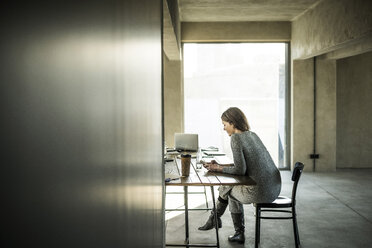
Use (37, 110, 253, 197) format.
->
(179, 0, 321, 22)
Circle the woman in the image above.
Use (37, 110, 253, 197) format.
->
(198, 107, 281, 244)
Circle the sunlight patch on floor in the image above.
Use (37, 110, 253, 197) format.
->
(165, 186, 218, 221)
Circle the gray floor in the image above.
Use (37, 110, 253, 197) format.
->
(165, 169, 372, 248)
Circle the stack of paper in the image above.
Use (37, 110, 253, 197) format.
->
(165, 173, 180, 180)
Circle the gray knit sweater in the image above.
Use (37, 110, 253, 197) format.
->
(222, 131, 281, 203)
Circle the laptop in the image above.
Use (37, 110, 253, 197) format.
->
(174, 133, 198, 152)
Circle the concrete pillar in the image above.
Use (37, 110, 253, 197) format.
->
(163, 54, 183, 147)
(291, 57, 337, 172)
(315, 58, 337, 171)
(291, 59, 314, 171)
(336, 52, 372, 168)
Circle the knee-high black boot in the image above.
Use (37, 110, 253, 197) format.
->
(228, 213, 245, 244)
(198, 197, 228, 231)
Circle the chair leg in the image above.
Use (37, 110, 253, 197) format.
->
(292, 206, 301, 248)
(255, 206, 261, 248)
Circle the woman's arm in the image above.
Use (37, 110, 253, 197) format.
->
(222, 134, 247, 175)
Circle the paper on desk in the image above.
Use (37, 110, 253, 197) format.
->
(165, 173, 180, 180)
(203, 151, 225, 156)
(167, 151, 179, 155)
(200, 156, 233, 165)
(201, 146, 219, 151)
(214, 156, 233, 165)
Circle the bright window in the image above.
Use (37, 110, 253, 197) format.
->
(183, 43, 288, 168)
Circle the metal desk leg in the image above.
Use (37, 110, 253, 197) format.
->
(210, 186, 220, 248)
(165, 185, 219, 247)
(203, 186, 209, 209)
(184, 186, 189, 246)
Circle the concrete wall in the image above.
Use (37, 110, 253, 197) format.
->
(291, 0, 371, 171)
(291, 59, 314, 171)
(163, 0, 181, 60)
(291, 57, 337, 172)
(336, 51, 372, 168)
(316, 58, 337, 171)
(292, 0, 372, 59)
(163, 0, 183, 147)
(164, 54, 183, 147)
(182, 22, 291, 42)
(167, 0, 181, 48)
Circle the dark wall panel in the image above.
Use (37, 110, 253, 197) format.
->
(0, 0, 163, 247)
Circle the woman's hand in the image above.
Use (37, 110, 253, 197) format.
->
(203, 160, 223, 172)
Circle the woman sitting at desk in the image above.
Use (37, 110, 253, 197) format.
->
(199, 107, 281, 244)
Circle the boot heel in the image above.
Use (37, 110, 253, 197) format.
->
(228, 213, 245, 243)
(228, 231, 245, 243)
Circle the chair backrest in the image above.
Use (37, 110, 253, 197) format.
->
(291, 162, 304, 204)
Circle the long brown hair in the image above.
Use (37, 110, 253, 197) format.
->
(221, 107, 250, 132)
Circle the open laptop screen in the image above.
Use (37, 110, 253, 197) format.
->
(174, 133, 198, 152)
